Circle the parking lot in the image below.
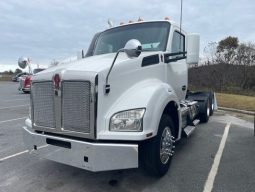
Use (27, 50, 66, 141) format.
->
(0, 81, 254, 192)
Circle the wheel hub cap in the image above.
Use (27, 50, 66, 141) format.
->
(160, 127, 173, 164)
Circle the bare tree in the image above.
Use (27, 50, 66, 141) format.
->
(190, 37, 255, 94)
(49, 59, 60, 67)
(236, 42, 255, 89)
(203, 41, 217, 64)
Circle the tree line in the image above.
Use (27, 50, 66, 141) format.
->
(0, 68, 22, 75)
(189, 36, 255, 95)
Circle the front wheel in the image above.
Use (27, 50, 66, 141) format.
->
(141, 114, 175, 177)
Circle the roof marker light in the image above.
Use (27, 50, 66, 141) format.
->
(164, 16, 170, 20)
(120, 22, 124, 25)
(128, 20, 133, 23)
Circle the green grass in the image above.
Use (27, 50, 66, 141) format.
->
(216, 93, 255, 111)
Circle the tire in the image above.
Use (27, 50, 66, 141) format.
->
(23, 90, 30, 94)
(141, 114, 175, 177)
(200, 98, 210, 123)
(208, 92, 214, 116)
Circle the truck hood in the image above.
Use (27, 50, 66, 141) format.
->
(33, 53, 127, 80)
(32, 52, 157, 81)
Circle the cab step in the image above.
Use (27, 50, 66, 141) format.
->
(192, 119, 200, 126)
(183, 119, 200, 137)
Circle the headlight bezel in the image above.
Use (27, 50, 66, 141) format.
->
(109, 108, 146, 132)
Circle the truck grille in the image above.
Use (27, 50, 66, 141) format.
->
(32, 82, 55, 128)
(32, 80, 93, 137)
(62, 81, 91, 133)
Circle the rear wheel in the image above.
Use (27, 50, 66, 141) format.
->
(208, 92, 214, 116)
(141, 114, 175, 177)
(200, 98, 210, 123)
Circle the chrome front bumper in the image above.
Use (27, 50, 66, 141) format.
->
(22, 126, 138, 172)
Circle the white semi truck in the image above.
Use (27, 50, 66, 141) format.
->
(20, 19, 215, 177)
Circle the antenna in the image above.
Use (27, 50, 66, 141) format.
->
(180, 0, 183, 33)
(179, 0, 183, 51)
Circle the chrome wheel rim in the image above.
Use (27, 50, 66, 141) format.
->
(160, 127, 173, 164)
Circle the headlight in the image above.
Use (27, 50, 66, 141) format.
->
(110, 108, 145, 132)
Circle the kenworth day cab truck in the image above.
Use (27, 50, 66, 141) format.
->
(19, 19, 215, 177)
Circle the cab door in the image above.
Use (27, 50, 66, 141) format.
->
(165, 29, 188, 101)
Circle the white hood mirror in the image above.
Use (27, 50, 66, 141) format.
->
(123, 39, 142, 58)
(105, 39, 142, 94)
(18, 56, 29, 69)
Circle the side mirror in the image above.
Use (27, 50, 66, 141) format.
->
(123, 39, 142, 58)
(104, 39, 142, 94)
(18, 56, 29, 69)
(186, 34, 200, 65)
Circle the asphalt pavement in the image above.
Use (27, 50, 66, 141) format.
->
(0, 81, 254, 192)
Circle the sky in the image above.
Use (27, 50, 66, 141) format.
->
(0, 0, 254, 72)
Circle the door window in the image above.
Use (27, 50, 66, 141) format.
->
(172, 31, 185, 54)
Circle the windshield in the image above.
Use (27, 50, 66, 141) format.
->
(93, 22, 170, 55)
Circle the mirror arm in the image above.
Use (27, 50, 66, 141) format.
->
(105, 48, 124, 94)
(104, 39, 142, 94)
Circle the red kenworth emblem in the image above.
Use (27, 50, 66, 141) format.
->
(53, 74, 61, 90)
